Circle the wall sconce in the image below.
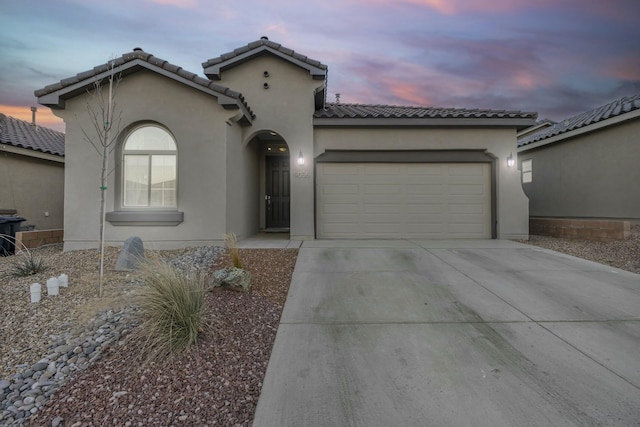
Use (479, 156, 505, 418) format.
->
(297, 150, 305, 166)
(507, 152, 515, 168)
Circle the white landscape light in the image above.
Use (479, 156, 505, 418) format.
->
(46, 277, 59, 296)
(507, 152, 515, 167)
(58, 273, 68, 287)
(30, 283, 41, 303)
(297, 150, 305, 166)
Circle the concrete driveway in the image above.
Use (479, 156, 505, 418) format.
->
(253, 240, 640, 427)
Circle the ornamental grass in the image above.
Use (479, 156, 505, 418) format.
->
(136, 259, 208, 362)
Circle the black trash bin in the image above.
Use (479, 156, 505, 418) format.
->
(0, 216, 27, 255)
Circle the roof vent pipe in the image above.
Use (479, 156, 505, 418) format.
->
(260, 36, 269, 40)
(30, 107, 37, 126)
(133, 47, 143, 52)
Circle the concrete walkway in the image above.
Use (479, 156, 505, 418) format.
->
(253, 239, 640, 427)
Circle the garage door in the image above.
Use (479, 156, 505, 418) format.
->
(316, 163, 491, 239)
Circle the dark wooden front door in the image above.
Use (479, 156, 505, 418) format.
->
(266, 156, 290, 228)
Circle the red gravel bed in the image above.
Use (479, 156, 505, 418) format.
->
(26, 248, 298, 427)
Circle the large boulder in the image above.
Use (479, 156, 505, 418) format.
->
(115, 236, 144, 271)
(212, 267, 251, 292)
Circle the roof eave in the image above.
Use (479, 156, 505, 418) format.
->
(518, 108, 640, 152)
(203, 46, 327, 81)
(0, 142, 65, 163)
(313, 117, 536, 130)
(36, 59, 253, 125)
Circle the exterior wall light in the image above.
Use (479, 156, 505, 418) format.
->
(507, 152, 515, 168)
(297, 150, 305, 166)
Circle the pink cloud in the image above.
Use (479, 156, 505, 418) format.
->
(602, 54, 640, 81)
(360, 0, 556, 14)
(144, 0, 197, 8)
(353, 0, 637, 20)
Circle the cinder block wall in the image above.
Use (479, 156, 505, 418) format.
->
(15, 229, 64, 249)
(529, 218, 630, 242)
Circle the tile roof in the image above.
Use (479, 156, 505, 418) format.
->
(315, 103, 537, 120)
(202, 37, 328, 76)
(518, 94, 640, 147)
(35, 49, 255, 120)
(0, 113, 64, 157)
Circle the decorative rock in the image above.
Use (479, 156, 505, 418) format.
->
(52, 416, 63, 427)
(0, 280, 154, 425)
(115, 236, 144, 271)
(212, 267, 252, 291)
(31, 362, 48, 372)
(55, 344, 72, 354)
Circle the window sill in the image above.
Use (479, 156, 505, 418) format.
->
(105, 210, 184, 226)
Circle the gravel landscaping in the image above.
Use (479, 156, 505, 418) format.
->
(0, 245, 297, 426)
(0, 227, 638, 426)
(519, 223, 640, 275)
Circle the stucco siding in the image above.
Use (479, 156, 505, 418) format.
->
(219, 55, 323, 239)
(314, 127, 529, 239)
(0, 151, 64, 229)
(55, 70, 240, 250)
(519, 119, 640, 220)
(226, 126, 261, 239)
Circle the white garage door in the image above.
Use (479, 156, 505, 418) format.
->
(316, 163, 491, 239)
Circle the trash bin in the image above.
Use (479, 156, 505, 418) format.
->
(0, 216, 26, 255)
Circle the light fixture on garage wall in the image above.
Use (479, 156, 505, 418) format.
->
(297, 150, 305, 166)
(507, 152, 515, 167)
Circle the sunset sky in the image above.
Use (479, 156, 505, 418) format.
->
(1, 0, 639, 133)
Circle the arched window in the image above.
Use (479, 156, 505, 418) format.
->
(122, 125, 177, 208)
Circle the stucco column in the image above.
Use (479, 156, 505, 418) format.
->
(289, 138, 315, 240)
(498, 150, 530, 239)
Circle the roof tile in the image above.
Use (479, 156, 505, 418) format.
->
(314, 103, 536, 120)
(0, 113, 65, 157)
(35, 48, 256, 120)
(518, 94, 640, 146)
(202, 38, 328, 71)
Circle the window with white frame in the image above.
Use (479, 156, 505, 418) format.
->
(522, 159, 532, 183)
(122, 125, 177, 208)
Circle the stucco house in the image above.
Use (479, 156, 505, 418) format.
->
(0, 110, 65, 230)
(35, 38, 536, 250)
(518, 94, 640, 221)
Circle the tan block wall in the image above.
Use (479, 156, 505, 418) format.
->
(530, 218, 630, 242)
(15, 229, 64, 249)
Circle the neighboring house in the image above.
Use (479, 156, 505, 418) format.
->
(35, 37, 536, 250)
(518, 94, 640, 220)
(0, 111, 65, 229)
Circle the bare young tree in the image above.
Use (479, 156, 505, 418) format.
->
(80, 60, 122, 297)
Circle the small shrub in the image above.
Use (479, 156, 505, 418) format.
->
(224, 232, 242, 268)
(0, 235, 48, 278)
(137, 259, 208, 362)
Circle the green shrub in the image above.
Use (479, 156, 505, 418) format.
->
(0, 241, 47, 278)
(137, 260, 208, 362)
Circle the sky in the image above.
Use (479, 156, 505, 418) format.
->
(1, 0, 639, 133)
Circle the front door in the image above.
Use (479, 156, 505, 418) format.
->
(266, 156, 290, 228)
